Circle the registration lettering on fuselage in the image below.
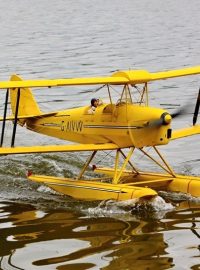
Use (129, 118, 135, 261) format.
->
(61, 120, 83, 132)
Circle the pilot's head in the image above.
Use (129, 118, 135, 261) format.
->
(91, 98, 98, 107)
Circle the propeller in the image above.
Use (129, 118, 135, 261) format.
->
(193, 88, 200, 126)
(146, 90, 200, 128)
(170, 88, 200, 126)
(170, 105, 188, 119)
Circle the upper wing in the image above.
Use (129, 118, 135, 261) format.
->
(171, 125, 200, 140)
(0, 143, 119, 155)
(151, 66, 200, 81)
(1, 66, 200, 89)
(113, 66, 200, 84)
(0, 76, 129, 89)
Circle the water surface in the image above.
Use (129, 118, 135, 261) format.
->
(0, 0, 200, 269)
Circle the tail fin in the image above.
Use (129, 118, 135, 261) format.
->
(9, 74, 41, 125)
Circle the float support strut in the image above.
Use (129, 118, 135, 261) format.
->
(77, 151, 97, 180)
(113, 147, 134, 184)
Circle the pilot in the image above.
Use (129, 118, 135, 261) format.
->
(97, 98, 103, 106)
(88, 98, 98, 114)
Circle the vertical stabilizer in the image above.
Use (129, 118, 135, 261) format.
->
(9, 74, 41, 125)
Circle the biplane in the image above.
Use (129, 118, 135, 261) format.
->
(0, 66, 200, 201)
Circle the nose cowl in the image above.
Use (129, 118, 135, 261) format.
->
(162, 112, 172, 125)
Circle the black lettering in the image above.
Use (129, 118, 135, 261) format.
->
(61, 121, 64, 131)
(71, 121, 75, 131)
(67, 121, 70, 131)
(63, 120, 83, 133)
(76, 121, 83, 132)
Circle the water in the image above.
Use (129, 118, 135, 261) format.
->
(0, 0, 200, 269)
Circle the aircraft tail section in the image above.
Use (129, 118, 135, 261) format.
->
(9, 74, 41, 125)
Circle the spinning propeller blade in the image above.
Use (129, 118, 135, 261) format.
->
(170, 105, 188, 119)
(170, 88, 200, 126)
(193, 88, 200, 126)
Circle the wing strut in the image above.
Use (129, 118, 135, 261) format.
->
(11, 88, 20, 147)
(0, 89, 9, 147)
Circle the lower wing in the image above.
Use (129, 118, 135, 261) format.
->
(171, 125, 200, 140)
(0, 143, 119, 155)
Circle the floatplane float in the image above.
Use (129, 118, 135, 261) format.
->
(0, 66, 200, 201)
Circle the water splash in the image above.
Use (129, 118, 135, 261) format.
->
(87, 198, 137, 215)
(159, 190, 200, 203)
(37, 185, 60, 195)
(85, 196, 175, 220)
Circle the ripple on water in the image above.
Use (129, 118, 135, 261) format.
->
(0, 153, 199, 215)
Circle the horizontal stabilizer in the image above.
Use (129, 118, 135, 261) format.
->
(171, 125, 200, 140)
(0, 111, 57, 121)
(0, 143, 119, 155)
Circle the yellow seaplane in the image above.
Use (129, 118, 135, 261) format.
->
(0, 66, 200, 201)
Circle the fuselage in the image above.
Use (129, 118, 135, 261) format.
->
(26, 102, 172, 148)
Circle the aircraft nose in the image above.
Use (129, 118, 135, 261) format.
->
(162, 113, 172, 125)
(144, 111, 172, 128)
